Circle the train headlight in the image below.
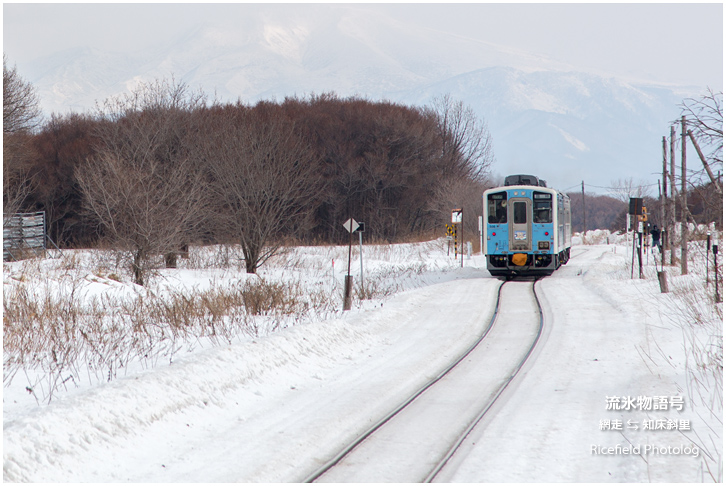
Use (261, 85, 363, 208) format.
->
(512, 253, 527, 266)
(538, 241, 550, 250)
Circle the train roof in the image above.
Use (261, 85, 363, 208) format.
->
(504, 174, 547, 187)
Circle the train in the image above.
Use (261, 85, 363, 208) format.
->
(483, 174, 572, 278)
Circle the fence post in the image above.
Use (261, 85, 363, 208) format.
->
(657, 270, 669, 293)
(714, 243, 721, 303)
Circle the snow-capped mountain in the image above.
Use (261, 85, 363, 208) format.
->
(399, 67, 691, 191)
(18, 7, 702, 192)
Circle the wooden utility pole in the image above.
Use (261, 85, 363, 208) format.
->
(662, 136, 670, 265)
(659, 180, 665, 269)
(681, 116, 688, 275)
(581, 181, 587, 235)
(669, 125, 677, 266)
(688, 130, 723, 195)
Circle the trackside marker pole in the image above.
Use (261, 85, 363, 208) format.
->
(342, 218, 359, 311)
(359, 230, 364, 294)
(478, 215, 484, 255)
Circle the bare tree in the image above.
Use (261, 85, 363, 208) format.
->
(681, 88, 723, 169)
(423, 95, 496, 233)
(77, 153, 207, 285)
(676, 89, 723, 230)
(3, 132, 38, 221)
(77, 78, 209, 285)
(428, 94, 495, 183)
(3, 54, 42, 134)
(607, 177, 653, 203)
(202, 105, 321, 274)
(3, 54, 42, 221)
(682, 89, 723, 199)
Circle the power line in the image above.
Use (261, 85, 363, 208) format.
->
(584, 182, 660, 190)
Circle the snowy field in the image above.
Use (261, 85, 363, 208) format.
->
(3, 234, 723, 482)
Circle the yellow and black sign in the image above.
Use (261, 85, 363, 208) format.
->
(446, 223, 459, 257)
(638, 206, 648, 222)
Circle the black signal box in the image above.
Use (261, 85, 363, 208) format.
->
(629, 198, 643, 216)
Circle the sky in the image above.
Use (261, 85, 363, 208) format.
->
(3, 3, 723, 89)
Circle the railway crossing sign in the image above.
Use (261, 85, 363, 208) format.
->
(445, 224, 454, 237)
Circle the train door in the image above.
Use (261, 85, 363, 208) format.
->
(509, 197, 532, 252)
(558, 194, 565, 251)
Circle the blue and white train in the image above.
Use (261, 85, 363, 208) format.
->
(483, 174, 572, 278)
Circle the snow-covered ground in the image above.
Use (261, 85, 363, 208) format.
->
(3, 235, 722, 482)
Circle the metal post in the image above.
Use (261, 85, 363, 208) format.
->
(681, 116, 688, 275)
(358, 230, 364, 293)
(343, 223, 354, 311)
(714, 242, 720, 303)
(707, 232, 711, 287)
(631, 217, 637, 279)
(460, 209, 464, 268)
(478, 215, 483, 255)
(638, 230, 644, 279)
(347, 225, 353, 276)
(581, 181, 587, 235)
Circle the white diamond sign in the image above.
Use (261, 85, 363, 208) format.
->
(343, 218, 359, 233)
(451, 208, 462, 223)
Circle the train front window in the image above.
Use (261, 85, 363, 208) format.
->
(533, 192, 552, 223)
(487, 192, 507, 223)
(514, 201, 527, 224)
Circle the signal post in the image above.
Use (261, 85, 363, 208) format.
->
(452, 208, 463, 268)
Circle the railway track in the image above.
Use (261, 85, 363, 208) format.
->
(303, 278, 546, 483)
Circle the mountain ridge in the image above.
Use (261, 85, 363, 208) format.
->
(16, 9, 704, 191)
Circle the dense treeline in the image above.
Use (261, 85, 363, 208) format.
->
(6, 79, 493, 279)
(567, 192, 627, 233)
(568, 182, 723, 234)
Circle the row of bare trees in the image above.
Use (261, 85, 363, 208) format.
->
(5, 72, 493, 283)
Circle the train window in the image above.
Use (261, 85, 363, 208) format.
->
(533, 192, 552, 223)
(513, 201, 527, 224)
(487, 192, 507, 223)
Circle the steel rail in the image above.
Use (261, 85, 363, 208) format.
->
(302, 281, 506, 483)
(424, 278, 545, 482)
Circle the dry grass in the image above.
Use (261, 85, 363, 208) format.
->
(621, 239, 723, 481)
(3, 272, 321, 403)
(4, 240, 455, 404)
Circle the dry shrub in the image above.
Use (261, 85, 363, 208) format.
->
(622, 241, 723, 481)
(4, 240, 457, 405)
(3, 277, 317, 403)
